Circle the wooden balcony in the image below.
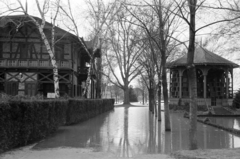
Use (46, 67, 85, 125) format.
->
(0, 59, 72, 69)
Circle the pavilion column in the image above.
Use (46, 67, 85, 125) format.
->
(231, 69, 234, 98)
(203, 69, 208, 99)
(169, 70, 172, 98)
(225, 69, 229, 99)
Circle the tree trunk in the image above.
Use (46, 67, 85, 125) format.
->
(162, 65, 171, 131)
(96, 54, 102, 98)
(142, 90, 145, 104)
(188, 67, 198, 150)
(149, 87, 155, 114)
(83, 58, 94, 98)
(32, 20, 60, 98)
(148, 88, 152, 112)
(187, 0, 198, 150)
(124, 87, 130, 104)
(158, 82, 162, 121)
(154, 89, 157, 117)
(159, 0, 170, 130)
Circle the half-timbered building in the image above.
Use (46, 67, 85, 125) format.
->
(0, 15, 93, 98)
(167, 47, 239, 107)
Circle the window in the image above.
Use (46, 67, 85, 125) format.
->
(19, 43, 29, 59)
(170, 70, 179, 98)
(55, 44, 64, 60)
(182, 70, 189, 98)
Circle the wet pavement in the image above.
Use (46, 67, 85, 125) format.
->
(1, 103, 240, 158)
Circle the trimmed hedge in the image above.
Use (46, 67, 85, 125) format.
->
(0, 98, 114, 153)
(66, 99, 114, 125)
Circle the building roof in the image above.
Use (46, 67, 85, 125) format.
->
(0, 14, 90, 56)
(167, 47, 239, 68)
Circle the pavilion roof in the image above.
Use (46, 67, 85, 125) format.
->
(167, 47, 239, 68)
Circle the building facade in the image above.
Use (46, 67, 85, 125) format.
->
(0, 15, 94, 98)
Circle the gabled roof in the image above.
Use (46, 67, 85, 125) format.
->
(0, 15, 77, 37)
(167, 47, 239, 68)
(0, 14, 90, 55)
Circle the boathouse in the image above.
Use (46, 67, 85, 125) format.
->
(167, 47, 239, 107)
(0, 15, 98, 98)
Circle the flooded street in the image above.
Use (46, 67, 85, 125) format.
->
(30, 104, 240, 157)
(2, 103, 240, 159)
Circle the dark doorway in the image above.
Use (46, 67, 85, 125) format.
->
(42, 83, 54, 97)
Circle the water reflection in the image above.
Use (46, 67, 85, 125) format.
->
(33, 106, 240, 157)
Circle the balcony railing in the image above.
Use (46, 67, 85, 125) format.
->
(0, 59, 72, 69)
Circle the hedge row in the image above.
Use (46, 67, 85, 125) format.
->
(66, 99, 114, 125)
(0, 98, 114, 153)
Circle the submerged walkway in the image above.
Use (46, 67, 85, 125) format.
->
(1, 103, 240, 159)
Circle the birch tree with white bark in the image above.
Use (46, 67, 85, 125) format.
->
(1, 0, 61, 98)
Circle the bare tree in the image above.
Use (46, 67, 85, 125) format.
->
(138, 42, 157, 113)
(124, 0, 183, 129)
(59, 0, 120, 98)
(104, 8, 144, 104)
(186, 0, 198, 150)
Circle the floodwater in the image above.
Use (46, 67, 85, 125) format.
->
(32, 103, 240, 157)
(203, 117, 240, 130)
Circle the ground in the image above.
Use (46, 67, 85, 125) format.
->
(2, 143, 240, 159)
(0, 144, 173, 159)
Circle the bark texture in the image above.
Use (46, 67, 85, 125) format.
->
(187, 0, 198, 150)
(29, 17, 60, 98)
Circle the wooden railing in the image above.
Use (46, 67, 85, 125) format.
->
(0, 59, 72, 69)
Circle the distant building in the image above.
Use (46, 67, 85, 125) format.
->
(167, 47, 239, 107)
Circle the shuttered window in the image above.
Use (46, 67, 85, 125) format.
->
(5, 82, 18, 96)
